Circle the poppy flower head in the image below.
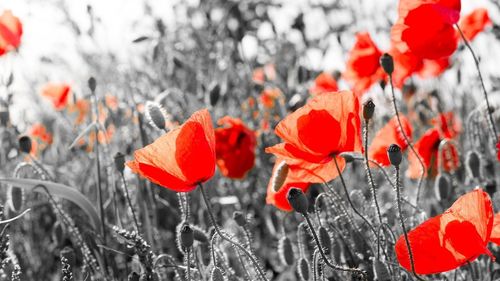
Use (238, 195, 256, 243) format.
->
(309, 72, 338, 95)
(0, 10, 22, 56)
(266, 159, 310, 211)
(459, 8, 491, 42)
(266, 91, 362, 183)
(41, 83, 72, 111)
(215, 116, 256, 179)
(395, 189, 493, 275)
(368, 115, 413, 166)
(343, 32, 386, 94)
(127, 109, 216, 192)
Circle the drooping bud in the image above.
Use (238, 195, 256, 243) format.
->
(465, 151, 481, 179)
(387, 144, 402, 167)
(278, 236, 294, 266)
(363, 99, 375, 120)
(18, 135, 32, 154)
(233, 211, 246, 227)
(287, 188, 308, 214)
(271, 161, 289, 192)
(297, 258, 310, 281)
(210, 267, 225, 281)
(179, 223, 194, 249)
(88, 77, 97, 92)
(145, 101, 168, 131)
(380, 53, 394, 75)
(434, 174, 451, 201)
(7, 185, 24, 213)
(114, 152, 126, 173)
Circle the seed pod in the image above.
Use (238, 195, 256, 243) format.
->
(114, 152, 126, 173)
(211, 267, 225, 281)
(7, 185, 24, 213)
(233, 211, 246, 227)
(145, 101, 168, 131)
(18, 136, 32, 154)
(363, 99, 375, 120)
(373, 259, 391, 281)
(180, 224, 194, 248)
(297, 258, 310, 281)
(380, 53, 394, 75)
(88, 77, 97, 92)
(208, 83, 221, 107)
(387, 144, 402, 167)
(318, 226, 331, 255)
(278, 236, 294, 266)
(465, 151, 481, 179)
(434, 174, 451, 201)
(271, 161, 289, 192)
(287, 188, 308, 214)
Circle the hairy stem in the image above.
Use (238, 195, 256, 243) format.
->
(120, 173, 140, 232)
(363, 119, 382, 224)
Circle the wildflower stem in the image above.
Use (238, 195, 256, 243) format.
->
(363, 119, 382, 224)
(388, 74, 425, 207)
(198, 183, 268, 281)
(302, 212, 367, 280)
(119, 173, 140, 232)
(332, 156, 377, 237)
(394, 166, 424, 281)
(185, 248, 191, 281)
(456, 24, 498, 141)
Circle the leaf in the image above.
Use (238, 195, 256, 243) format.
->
(0, 178, 101, 232)
(132, 36, 151, 43)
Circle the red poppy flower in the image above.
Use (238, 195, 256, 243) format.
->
(343, 32, 386, 94)
(490, 213, 500, 245)
(28, 123, 53, 144)
(392, 0, 460, 59)
(418, 57, 451, 78)
(41, 83, 71, 111)
(215, 116, 256, 179)
(389, 46, 424, 88)
(396, 189, 494, 275)
(265, 91, 362, 183)
(459, 8, 491, 42)
(309, 72, 338, 95)
(127, 109, 216, 192)
(369, 115, 413, 166)
(266, 159, 310, 211)
(407, 112, 461, 179)
(259, 88, 282, 109)
(0, 10, 22, 56)
(496, 138, 500, 163)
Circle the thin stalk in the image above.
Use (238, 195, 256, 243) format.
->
(388, 74, 425, 206)
(198, 183, 268, 281)
(394, 166, 424, 281)
(120, 173, 140, 232)
(363, 119, 382, 224)
(303, 213, 367, 280)
(332, 156, 377, 236)
(185, 248, 191, 281)
(456, 24, 498, 141)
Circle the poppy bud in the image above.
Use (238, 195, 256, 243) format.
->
(233, 211, 246, 227)
(271, 161, 289, 192)
(380, 53, 394, 75)
(210, 267, 224, 281)
(208, 83, 220, 107)
(278, 236, 294, 266)
(179, 223, 194, 249)
(114, 152, 126, 173)
(434, 174, 451, 201)
(145, 101, 168, 131)
(318, 226, 331, 255)
(465, 151, 481, 179)
(387, 144, 402, 167)
(88, 77, 97, 92)
(18, 135, 32, 154)
(287, 188, 308, 214)
(297, 258, 310, 281)
(363, 99, 375, 120)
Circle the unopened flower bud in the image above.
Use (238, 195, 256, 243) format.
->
(180, 223, 194, 248)
(145, 101, 167, 131)
(88, 77, 97, 92)
(114, 152, 126, 173)
(434, 174, 451, 201)
(287, 188, 308, 214)
(210, 267, 224, 281)
(18, 135, 32, 154)
(363, 99, 375, 120)
(465, 151, 481, 179)
(380, 53, 394, 75)
(387, 144, 402, 167)
(233, 211, 246, 227)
